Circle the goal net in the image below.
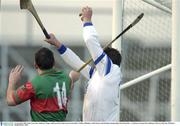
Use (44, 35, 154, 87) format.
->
(120, 0, 171, 121)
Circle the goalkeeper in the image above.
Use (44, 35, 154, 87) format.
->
(6, 47, 78, 121)
(45, 6, 122, 121)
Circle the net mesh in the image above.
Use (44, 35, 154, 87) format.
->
(120, 0, 171, 121)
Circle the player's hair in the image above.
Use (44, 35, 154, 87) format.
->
(104, 47, 121, 66)
(35, 47, 55, 70)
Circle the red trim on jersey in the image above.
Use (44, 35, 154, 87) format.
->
(13, 82, 35, 104)
(30, 97, 67, 113)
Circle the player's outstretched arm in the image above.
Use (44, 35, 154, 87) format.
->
(80, 6, 110, 76)
(80, 7, 103, 62)
(6, 65, 24, 106)
(44, 33, 62, 48)
(45, 34, 92, 80)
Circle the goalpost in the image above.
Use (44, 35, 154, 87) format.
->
(112, 0, 172, 121)
(171, 0, 180, 121)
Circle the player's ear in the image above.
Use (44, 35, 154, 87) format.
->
(34, 60, 38, 69)
(34, 63, 39, 69)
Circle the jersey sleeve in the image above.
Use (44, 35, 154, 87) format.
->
(83, 22, 112, 76)
(57, 44, 93, 80)
(12, 82, 35, 105)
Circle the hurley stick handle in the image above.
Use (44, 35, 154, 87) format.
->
(29, 4, 50, 39)
(43, 28, 50, 39)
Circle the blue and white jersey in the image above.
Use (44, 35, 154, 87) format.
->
(58, 22, 122, 121)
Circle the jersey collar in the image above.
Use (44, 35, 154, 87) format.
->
(39, 68, 57, 76)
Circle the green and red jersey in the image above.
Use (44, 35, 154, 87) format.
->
(12, 68, 72, 121)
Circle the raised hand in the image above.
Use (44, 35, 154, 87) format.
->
(9, 65, 24, 85)
(79, 6, 92, 22)
(44, 33, 62, 48)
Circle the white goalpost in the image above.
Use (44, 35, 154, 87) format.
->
(113, 0, 172, 121)
(171, 0, 180, 121)
(112, 0, 123, 121)
(121, 64, 171, 90)
(142, 0, 171, 14)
